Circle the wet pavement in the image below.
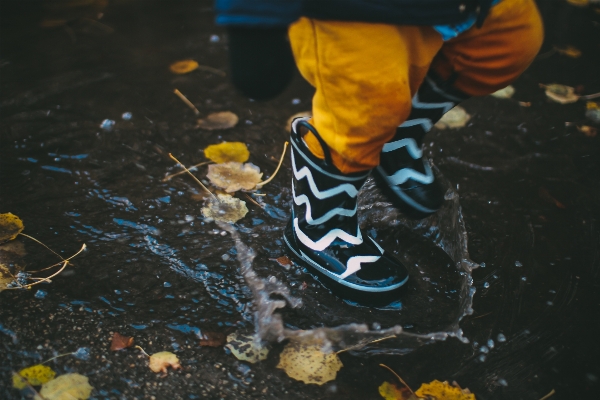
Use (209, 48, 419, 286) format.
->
(1, 1, 599, 399)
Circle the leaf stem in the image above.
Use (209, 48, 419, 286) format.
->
(163, 161, 211, 182)
(169, 154, 218, 201)
(173, 89, 200, 115)
(135, 345, 150, 357)
(379, 363, 415, 395)
(42, 352, 75, 364)
(19, 233, 64, 261)
(257, 141, 288, 188)
(539, 389, 555, 400)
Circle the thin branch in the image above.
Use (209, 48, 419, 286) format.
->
(256, 141, 289, 188)
(379, 363, 415, 395)
(336, 335, 397, 354)
(173, 89, 200, 115)
(135, 345, 150, 357)
(539, 389, 555, 400)
(42, 352, 76, 364)
(163, 161, 211, 182)
(580, 92, 600, 100)
(243, 193, 264, 209)
(19, 233, 64, 261)
(168, 153, 217, 201)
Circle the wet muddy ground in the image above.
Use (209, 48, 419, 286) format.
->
(1, 1, 599, 399)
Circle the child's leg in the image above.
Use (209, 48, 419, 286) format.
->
(377, 0, 543, 218)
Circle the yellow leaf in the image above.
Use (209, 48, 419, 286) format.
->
(277, 341, 343, 385)
(379, 381, 416, 400)
(148, 351, 182, 373)
(204, 142, 250, 163)
(207, 162, 263, 193)
(0, 213, 24, 243)
(587, 101, 600, 110)
(14, 365, 56, 388)
(197, 111, 239, 130)
(555, 45, 582, 58)
(542, 84, 579, 104)
(490, 85, 515, 99)
(415, 380, 476, 400)
(225, 333, 269, 364)
(39, 373, 93, 400)
(169, 60, 199, 74)
(434, 106, 471, 129)
(201, 194, 248, 223)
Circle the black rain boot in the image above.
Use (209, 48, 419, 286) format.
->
(373, 73, 469, 219)
(283, 118, 409, 306)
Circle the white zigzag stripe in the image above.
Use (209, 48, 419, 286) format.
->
(398, 118, 433, 133)
(294, 217, 362, 251)
(292, 151, 359, 199)
(338, 237, 384, 279)
(412, 93, 454, 114)
(387, 161, 434, 186)
(382, 137, 422, 158)
(293, 185, 356, 225)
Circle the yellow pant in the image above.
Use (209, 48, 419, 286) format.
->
(288, 0, 544, 173)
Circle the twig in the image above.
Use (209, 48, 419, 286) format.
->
(243, 193, 264, 209)
(13, 244, 86, 288)
(168, 153, 217, 201)
(580, 92, 600, 100)
(539, 389, 555, 400)
(163, 161, 211, 182)
(196, 65, 226, 77)
(336, 335, 397, 354)
(42, 352, 76, 364)
(379, 364, 415, 395)
(173, 89, 200, 115)
(135, 345, 150, 357)
(19, 233, 65, 261)
(472, 311, 493, 319)
(256, 141, 289, 188)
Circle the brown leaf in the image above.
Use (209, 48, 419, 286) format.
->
(578, 125, 597, 137)
(272, 255, 292, 268)
(197, 111, 239, 130)
(199, 332, 226, 347)
(110, 332, 134, 351)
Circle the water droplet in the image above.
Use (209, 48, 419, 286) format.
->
(483, 282, 490, 289)
(292, 98, 301, 105)
(515, 261, 522, 267)
(497, 378, 508, 387)
(497, 333, 506, 342)
(164, 282, 172, 288)
(34, 290, 47, 299)
(209, 34, 220, 43)
(478, 354, 486, 362)
(73, 347, 91, 360)
(221, 254, 230, 261)
(487, 339, 495, 349)
(121, 112, 132, 120)
(480, 262, 486, 268)
(100, 119, 115, 131)
(185, 215, 195, 222)
(547, 301, 554, 306)
(372, 322, 381, 330)
(479, 345, 489, 354)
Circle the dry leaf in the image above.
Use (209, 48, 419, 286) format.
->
(199, 332, 227, 347)
(379, 381, 418, 400)
(542, 84, 579, 104)
(226, 333, 269, 364)
(435, 106, 471, 129)
(491, 85, 515, 99)
(110, 332, 134, 351)
(13, 365, 56, 389)
(204, 142, 250, 163)
(286, 111, 312, 131)
(415, 380, 475, 400)
(0, 213, 24, 243)
(207, 162, 263, 193)
(169, 60, 199, 74)
(201, 194, 248, 223)
(197, 111, 239, 130)
(148, 351, 182, 373)
(578, 125, 597, 137)
(555, 45, 582, 58)
(277, 341, 343, 385)
(39, 373, 93, 400)
(273, 255, 293, 268)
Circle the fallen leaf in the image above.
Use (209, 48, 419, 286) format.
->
(578, 125, 597, 137)
(0, 241, 26, 292)
(169, 60, 199, 74)
(491, 85, 515, 99)
(39, 373, 93, 400)
(0, 213, 24, 243)
(415, 380, 475, 400)
(286, 111, 312, 131)
(273, 255, 293, 269)
(207, 162, 263, 193)
(197, 111, 239, 130)
(226, 333, 269, 364)
(379, 381, 418, 400)
(542, 84, 579, 104)
(277, 341, 343, 385)
(434, 106, 471, 129)
(201, 194, 248, 223)
(110, 332, 134, 351)
(199, 332, 227, 347)
(555, 45, 582, 58)
(148, 351, 182, 373)
(585, 101, 600, 123)
(204, 142, 250, 163)
(13, 365, 56, 389)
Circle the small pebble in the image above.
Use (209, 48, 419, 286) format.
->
(164, 282, 172, 288)
(121, 112, 132, 120)
(292, 98, 301, 105)
(515, 261, 522, 267)
(100, 119, 115, 131)
(497, 333, 507, 342)
(497, 378, 508, 387)
(34, 290, 47, 299)
(487, 339, 495, 349)
(209, 34, 220, 43)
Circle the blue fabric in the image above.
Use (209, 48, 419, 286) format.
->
(433, 0, 502, 40)
(215, 0, 302, 26)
